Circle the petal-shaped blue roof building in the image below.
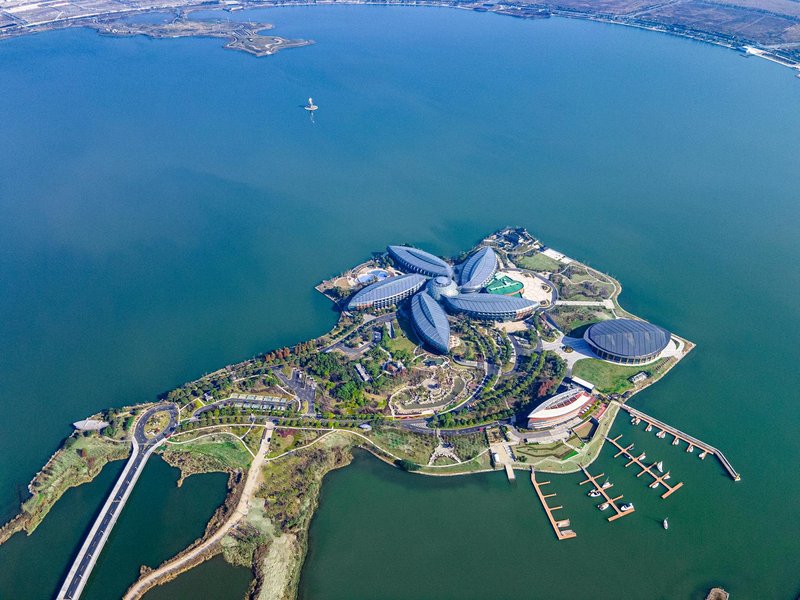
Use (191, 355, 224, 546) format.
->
(387, 245, 454, 278)
(347, 273, 427, 311)
(584, 318, 671, 365)
(443, 293, 536, 321)
(459, 246, 497, 293)
(346, 243, 539, 353)
(410, 292, 451, 354)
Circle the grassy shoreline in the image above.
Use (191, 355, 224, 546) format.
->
(0, 229, 695, 599)
(0, 433, 130, 544)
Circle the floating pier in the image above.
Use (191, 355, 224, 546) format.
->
(530, 468, 577, 540)
(579, 466, 634, 522)
(619, 404, 740, 481)
(606, 435, 684, 499)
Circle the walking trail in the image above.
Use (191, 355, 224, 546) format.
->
(123, 424, 274, 600)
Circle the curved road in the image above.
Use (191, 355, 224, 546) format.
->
(56, 403, 178, 600)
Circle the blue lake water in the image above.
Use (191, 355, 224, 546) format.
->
(1, 5, 799, 598)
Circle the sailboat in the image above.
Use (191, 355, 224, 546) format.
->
(656, 460, 664, 473)
(663, 517, 669, 530)
(601, 477, 613, 489)
(305, 97, 318, 111)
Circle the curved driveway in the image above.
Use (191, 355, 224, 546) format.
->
(56, 403, 177, 600)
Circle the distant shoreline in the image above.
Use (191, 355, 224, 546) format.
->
(1, 0, 799, 76)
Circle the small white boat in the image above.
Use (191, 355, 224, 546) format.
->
(687, 444, 695, 453)
(598, 502, 610, 511)
(657, 431, 666, 439)
(602, 479, 613, 489)
(620, 502, 634, 512)
(645, 424, 653, 432)
(304, 97, 318, 111)
(649, 481, 660, 489)
(588, 489, 601, 498)
(656, 460, 664, 473)
(663, 517, 669, 530)
(664, 471, 671, 480)
(638, 452, 647, 461)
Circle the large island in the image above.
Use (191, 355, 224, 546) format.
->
(1, 228, 736, 600)
(1, 0, 800, 73)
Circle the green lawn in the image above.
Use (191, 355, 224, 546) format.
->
(549, 306, 615, 333)
(365, 427, 437, 464)
(385, 334, 416, 356)
(385, 317, 419, 357)
(417, 452, 492, 474)
(165, 436, 252, 470)
(571, 358, 667, 395)
(515, 253, 562, 272)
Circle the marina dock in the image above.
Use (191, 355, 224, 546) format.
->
(530, 468, 576, 540)
(618, 404, 740, 481)
(579, 466, 634, 522)
(606, 435, 684, 499)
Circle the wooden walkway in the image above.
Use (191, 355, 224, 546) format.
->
(606, 435, 684, 499)
(530, 468, 576, 540)
(579, 466, 634, 522)
(618, 403, 740, 481)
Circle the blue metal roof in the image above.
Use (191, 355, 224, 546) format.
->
(443, 293, 536, 318)
(410, 292, 451, 354)
(459, 246, 497, 292)
(387, 245, 453, 278)
(585, 318, 670, 358)
(347, 273, 427, 310)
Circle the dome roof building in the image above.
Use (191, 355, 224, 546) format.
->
(410, 292, 451, 354)
(459, 246, 498, 293)
(346, 273, 427, 311)
(584, 318, 671, 365)
(346, 243, 539, 353)
(427, 276, 459, 301)
(443, 293, 536, 321)
(387, 245, 454, 278)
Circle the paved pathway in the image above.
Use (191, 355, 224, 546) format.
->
(123, 424, 273, 600)
(555, 299, 615, 309)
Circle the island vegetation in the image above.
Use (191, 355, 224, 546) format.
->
(0, 228, 692, 599)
